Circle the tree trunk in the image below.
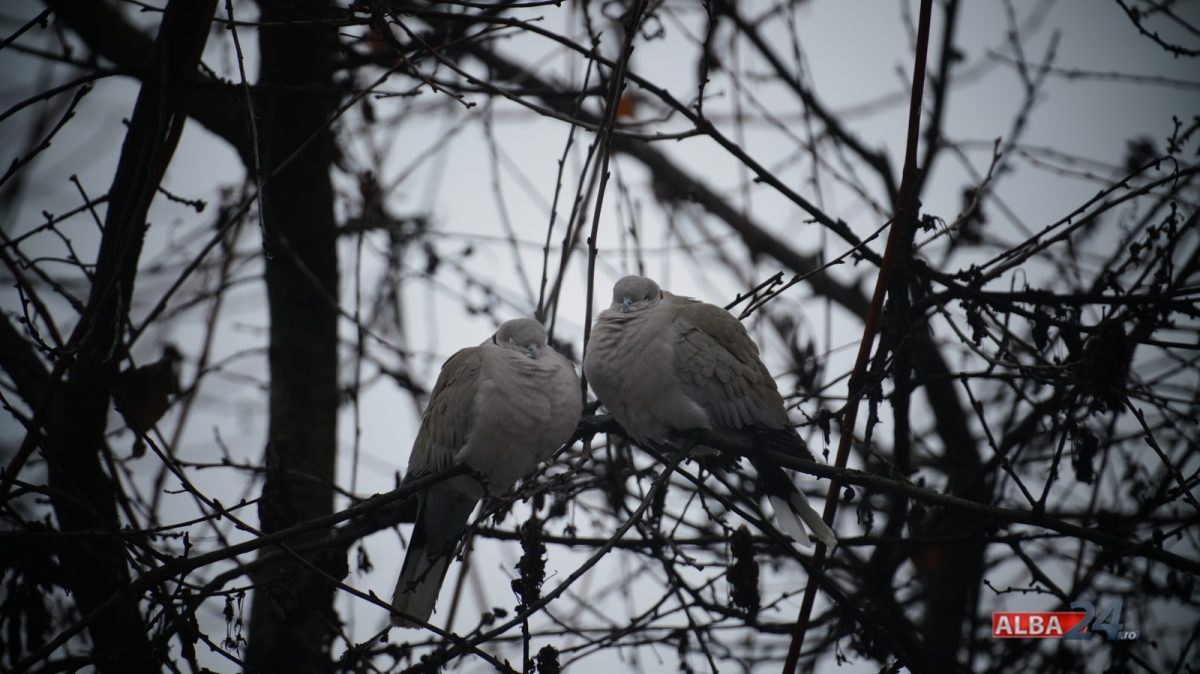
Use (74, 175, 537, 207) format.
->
(39, 1, 217, 671)
(244, 1, 343, 672)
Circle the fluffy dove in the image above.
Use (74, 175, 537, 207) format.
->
(391, 318, 582, 627)
(584, 275, 836, 547)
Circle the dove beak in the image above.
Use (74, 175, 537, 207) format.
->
(526, 345, 537, 359)
(621, 298, 633, 313)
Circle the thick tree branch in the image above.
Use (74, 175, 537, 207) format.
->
(665, 425, 1199, 576)
(27, 2, 219, 672)
(44, 0, 253, 163)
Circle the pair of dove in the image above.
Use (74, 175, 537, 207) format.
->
(390, 275, 836, 627)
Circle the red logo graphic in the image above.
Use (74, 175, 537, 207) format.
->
(991, 612, 1087, 638)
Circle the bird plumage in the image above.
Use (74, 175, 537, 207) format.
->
(392, 318, 582, 626)
(584, 276, 836, 547)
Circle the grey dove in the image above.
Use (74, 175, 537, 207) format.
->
(583, 275, 836, 547)
(391, 318, 582, 627)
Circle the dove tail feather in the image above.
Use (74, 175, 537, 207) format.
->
(751, 456, 837, 548)
(391, 548, 452, 627)
(768, 494, 812, 545)
(789, 488, 838, 548)
(391, 485, 478, 627)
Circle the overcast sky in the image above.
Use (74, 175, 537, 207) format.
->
(1, 0, 1197, 671)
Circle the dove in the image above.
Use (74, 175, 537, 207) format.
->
(583, 275, 836, 547)
(391, 318, 582, 627)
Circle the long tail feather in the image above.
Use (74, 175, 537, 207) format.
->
(788, 487, 837, 547)
(751, 455, 837, 548)
(391, 549, 452, 627)
(391, 484, 478, 627)
(768, 494, 812, 545)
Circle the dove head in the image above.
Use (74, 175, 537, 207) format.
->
(611, 275, 663, 313)
(493, 318, 548, 359)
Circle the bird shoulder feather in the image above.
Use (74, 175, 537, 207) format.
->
(668, 296, 789, 430)
(406, 347, 482, 479)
